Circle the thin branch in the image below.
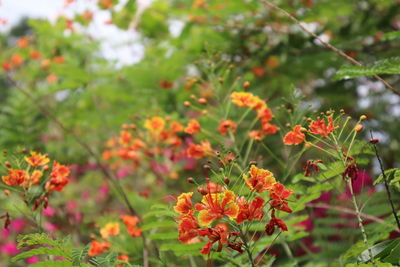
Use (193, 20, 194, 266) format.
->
(306, 203, 400, 233)
(260, 0, 400, 96)
(369, 131, 400, 230)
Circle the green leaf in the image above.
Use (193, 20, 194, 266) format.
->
(30, 261, 76, 267)
(11, 247, 69, 262)
(382, 31, 400, 41)
(16, 233, 59, 248)
(141, 220, 176, 231)
(148, 232, 178, 240)
(72, 244, 90, 266)
(335, 57, 400, 80)
(374, 169, 399, 185)
(159, 243, 204, 256)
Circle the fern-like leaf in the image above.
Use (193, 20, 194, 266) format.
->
(72, 244, 90, 266)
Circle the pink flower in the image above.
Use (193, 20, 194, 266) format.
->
(44, 222, 58, 232)
(26, 256, 39, 264)
(43, 206, 56, 217)
(1, 242, 18, 255)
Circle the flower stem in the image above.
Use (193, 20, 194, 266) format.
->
(347, 178, 376, 267)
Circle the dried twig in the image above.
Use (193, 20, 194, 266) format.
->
(260, 0, 400, 96)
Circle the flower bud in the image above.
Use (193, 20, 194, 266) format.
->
(224, 177, 230, 184)
(370, 138, 379, 144)
(249, 161, 257, 166)
(360, 115, 367, 120)
(183, 101, 191, 107)
(355, 124, 363, 132)
(198, 98, 207, 105)
(243, 81, 250, 89)
(187, 177, 195, 184)
(4, 161, 11, 168)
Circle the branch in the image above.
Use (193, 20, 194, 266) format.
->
(260, 0, 400, 96)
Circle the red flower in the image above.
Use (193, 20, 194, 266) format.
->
(121, 215, 142, 237)
(45, 161, 70, 192)
(265, 216, 288, 235)
(257, 107, 273, 122)
(88, 240, 110, 256)
(178, 214, 199, 244)
(342, 163, 358, 181)
(283, 125, 305, 145)
(2, 169, 28, 186)
(270, 183, 293, 213)
(309, 116, 337, 136)
(198, 224, 229, 254)
(243, 165, 276, 193)
(186, 141, 212, 158)
(184, 119, 201, 135)
(261, 122, 278, 135)
(174, 192, 193, 215)
(195, 190, 239, 226)
(24, 152, 50, 167)
(248, 130, 265, 141)
(218, 120, 237, 135)
(236, 196, 265, 224)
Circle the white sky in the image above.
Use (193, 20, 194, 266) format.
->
(0, 0, 152, 65)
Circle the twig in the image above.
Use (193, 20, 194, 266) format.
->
(369, 131, 400, 230)
(306, 203, 400, 233)
(259, 0, 400, 96)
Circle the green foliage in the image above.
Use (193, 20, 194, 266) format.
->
(335, 57, 400, 80)
(374, 168, 400, 191)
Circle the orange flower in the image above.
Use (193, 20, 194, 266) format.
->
(46, 73, 58, 84)
(195, 190, 239, 226)
(283, 125, 305, 145)
(269, 183, 293, 213)
(121, 215, 142, 237)
(243, 165, 276, 193)
(117, 254, 130, 267)
(30, 51, 41, 60)
(23, 170, 43, 188)
(178, 214, 199, 244)
(88, 240, 110, 256)
(236, 196, 264, 224)
(186, 141, 212, 158)
(198, 224, 229, 255)
(309, 116, 337, 136)
(45, 161, 69, 192)
(258, 107, 273, 122)
(10, 53, 24, 67)
(144, 116, 165, 134)
(53, 56, 65, 64)
(17, 37, 29, 48)
(230, 92, 266, 111)
(2, 62, 12, 71)
(262, 122, 278, 135)
(100, 222, 120, 239)
(174, 192, 193, 214)
(119, 130, 132, 145)
(248, 130, 264, 141)
(170, 121, 184, 133)
(2, 169, 28, 186)
(218, 120, 237, 135)
(24, 151, 50, 167)
(184, 119, 201, 135)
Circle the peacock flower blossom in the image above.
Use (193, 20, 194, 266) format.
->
(121, 215, 142, 237)
(10, 53, 24, 67)
(2, 169, 28, 186)
(119, 130, 132, 146)
(236, 196, 265, 224)
(178, 214, 199, 244)
(24, 152, 50, 167)
(248, 130, 265, 141)
(174, 192, 193, 215)
(170, 121, 184, 133)
(45, 161, 70, 192)
(144, 116, 165, 134)
(243, 165, 276, 193)
(258, 107, 273, 122)
(261, 122, 278, 135)
(184, 119, 201, 135)
(186, 140, 212, 158)
(265, 211, 288, 235)
(309, 116, 337, 136)
(195, 190, 239, 226)
(23, 170, 43, 188)
(198, 224, 229, 255)
(100, 222, 120, 239)
(218, 120, 237, 135)
(283, 125, 305, 145)
(88, 240, 110, 256)
(269, 183, 293, 213)
(230, 92, 266, 111)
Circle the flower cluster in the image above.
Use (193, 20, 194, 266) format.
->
(230, 92, 278, 141)
(2, 151, 69, 193)
(174, 166, 293, 255)
(283, 115, 338, 145)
